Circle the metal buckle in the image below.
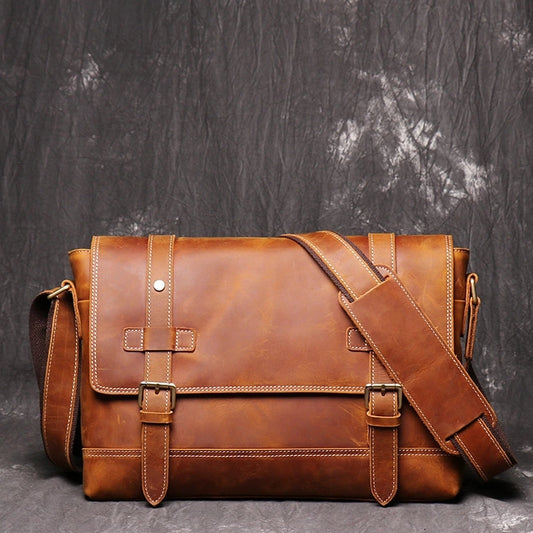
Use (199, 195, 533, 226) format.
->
(47, 282, 72, 300)
(364, 383, 403, 410)
(138, 381, 177, 410)
(469, 276, 479, 306)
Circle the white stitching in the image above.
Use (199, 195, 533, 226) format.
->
(65, 304, 80, 468)
(445, 235, 453, 349)
(175, 329, 195, 351)
(390, 233, 396, 272)
(42, 299, 60, 457)
(166, 237, 173, 328)
(83, 447, 448, 458)
(89, 236, 100, 391)
(296, 235, 359, 300)
(97, 384, 367, 394)
(347, 328, 368, 351)
(123, 328, 195, 352)
(123, 328, 144, 351)
(455, 434, 488, 481)
(327, 231, 382, 284)
(477, 418, 514, 467)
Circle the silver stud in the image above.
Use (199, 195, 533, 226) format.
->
(153, 279, 165, 292)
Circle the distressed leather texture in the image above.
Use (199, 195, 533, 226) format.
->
(64, 233, 473, 503)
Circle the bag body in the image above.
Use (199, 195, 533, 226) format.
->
(30, 232, 515, 505)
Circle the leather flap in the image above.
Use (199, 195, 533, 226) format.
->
(84, 235, 454, 396)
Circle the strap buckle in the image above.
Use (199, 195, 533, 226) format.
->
(138, 381, 177, 410)
(469, 276, 479, 306)
(47, 281, 73, 300)
(365, 383, 403, 410)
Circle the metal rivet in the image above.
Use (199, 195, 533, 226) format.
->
(153, 280, 165, 292)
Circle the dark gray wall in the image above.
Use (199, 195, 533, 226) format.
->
(1, 0, 532, 453)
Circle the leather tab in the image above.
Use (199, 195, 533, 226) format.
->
(366, 233, 399, 505)
(123, 327, 196, 352)
(141, 235, 175, 506)
(367, 355, 399, 506)
(368, 233, 396, 270)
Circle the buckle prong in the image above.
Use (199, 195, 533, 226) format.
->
(365, 383, 403, 409)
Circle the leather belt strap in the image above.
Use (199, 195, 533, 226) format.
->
(284, 231, 515, 489)
(366, 233, 399, 505)
(29, 281, 82, 472)
(140, 235, 175, 506)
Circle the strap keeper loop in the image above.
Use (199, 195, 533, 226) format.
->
(366, 411, 401, 428)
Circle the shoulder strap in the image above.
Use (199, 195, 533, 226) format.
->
(284, 231, 515, 481)
(29, 281, 82, 472)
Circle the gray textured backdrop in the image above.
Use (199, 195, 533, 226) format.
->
(1, 1, 532, 531)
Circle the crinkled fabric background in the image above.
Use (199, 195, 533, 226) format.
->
(1, 1, 532, 531)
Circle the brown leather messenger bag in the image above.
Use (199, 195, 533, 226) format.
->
(29, 231, 515, 505)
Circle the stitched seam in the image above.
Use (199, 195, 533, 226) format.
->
(142, 426, 149, 498)
(455, 434, 488, 481)
(142, 237, 153, 502)
(85, 450, 141, 457)
(42, 300, 60, 457)
(81, 384, 367, 394)
(390, 233, 396, 272)
(369, 234, 375, 263)
(389, 395, 398, 503)
(83, 447, 448, 458)
(399, 452, 448, 457)
(327, 231, 381, 284)
(89, 237, 100, 391)
(296, 235, 359, 300)
(124, 328, 144, 351)
(370, 356, 376, 499)
(445, 235, 453, 349)
(347, 328, 368, 351)
(64, 306, 79, 468)
(175, 329, 195, 351)
(84, 448, 371, 458)
(147, 235, 153, 329)
(477, 418, 513, 467)
(166, 236, 173, 329)
(170, 451, 368, 459)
